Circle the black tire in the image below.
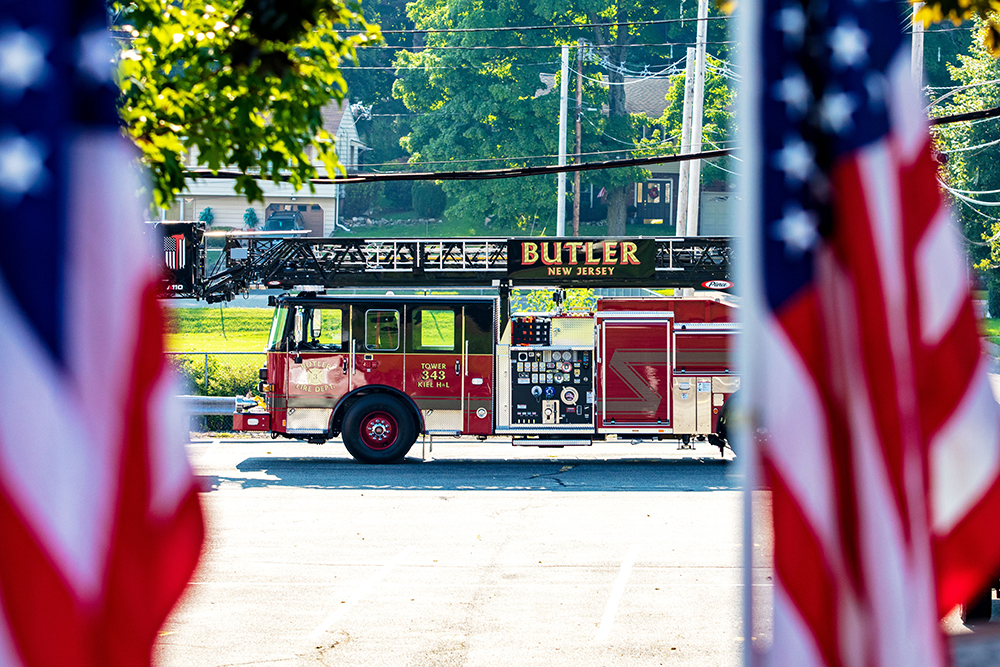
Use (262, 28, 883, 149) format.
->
(341, 394, 417, 464)
(709, 393, 736, 456)
(964, 585, 995, 624)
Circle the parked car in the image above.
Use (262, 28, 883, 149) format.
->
(264, 210, 304, 231)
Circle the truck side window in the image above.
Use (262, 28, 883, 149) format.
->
(267, 306, 290, 351)
(366, 310, 399, 351)
(296, 307, 346, 350)
(413, 309, 455, 351)
(316, 308, 344, 349)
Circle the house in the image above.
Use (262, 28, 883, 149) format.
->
(165, 100, 366, 236)
(537, 72, 733, 235)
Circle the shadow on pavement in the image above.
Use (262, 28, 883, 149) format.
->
(197, 456, 739, 493)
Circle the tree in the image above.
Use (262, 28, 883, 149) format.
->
(198, 206, 214, 225)
(342, 180, 385, 217)
(112, 0, 380, 207)
(931, 19, 1000, 310)
(653, 58, 736, 184)
(243, 207, 260, 229)
(919, 0, 1000, 54)
(339, 0, 415, 171)
(531, 0, 733, 234)
(391, 0, 578, 231)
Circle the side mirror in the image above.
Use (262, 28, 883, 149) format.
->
(311, 311, 322, 340)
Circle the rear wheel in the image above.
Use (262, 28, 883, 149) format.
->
(342, 394, 416, 464)
(710, 393, 737, 457)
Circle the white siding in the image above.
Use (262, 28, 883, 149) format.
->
(699, 193, 734, 236)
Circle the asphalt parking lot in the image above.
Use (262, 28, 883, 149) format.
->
(155, 437, 762, 667)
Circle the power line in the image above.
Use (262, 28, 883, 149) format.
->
(355, 145, 686, 170)
(370, 40, 737, 51)
(931, 104, 1000, 125)
(188, 148, 735, 184)
(352, 16, 731, 36)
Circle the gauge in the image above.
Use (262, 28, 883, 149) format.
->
(552, 351, 563, 361)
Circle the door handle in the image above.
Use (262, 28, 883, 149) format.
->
(455, 360, 461, 376)
(342, 357, 348, 374)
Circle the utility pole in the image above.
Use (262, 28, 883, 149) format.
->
(676, 47, 696, 237)
(557, 44, 569, 236)
(572, 40, 584, 237)
(911, 2, 924, 90)
(685, 0, 709, 237)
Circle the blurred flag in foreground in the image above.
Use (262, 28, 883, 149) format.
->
(0, 2, 203, 666)
(744, 0, 1000, 664)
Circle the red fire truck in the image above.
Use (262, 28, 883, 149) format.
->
(157, 231, 738, 463)
(232, 289, 738, 463)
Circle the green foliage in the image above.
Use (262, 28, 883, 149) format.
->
(166, 307, 274, 334)
(243, 207, 260, 229)
(931, 18, 1000, 297)
(988, 276, 1000, 319)
(512, 288, 596, 312)
(198, 206, 214, 224)
(343, 180, 386, 217)
(983, 317, 1000, 343)
(165, 307, 272, 351)
(917, 0, 1000, 55)
(169, 354, 262, 397)
(168, 353, 262, 430)
(651, 62, 736, 185)
(112, 0, 381, 207)
(390, 0, 733, 233)
(382, 180, 413, 211)
(411, 181, 447, 217)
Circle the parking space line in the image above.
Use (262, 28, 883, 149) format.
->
(200, 439, 220, 462)
(595, 544, 639, 642)
(306, 547, 413, 642)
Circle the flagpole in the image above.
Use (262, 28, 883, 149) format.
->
(736, 0, 763, 660)
(911, 3, 924, 90)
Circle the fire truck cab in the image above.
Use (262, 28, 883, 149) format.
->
(235, 291, 738, 463)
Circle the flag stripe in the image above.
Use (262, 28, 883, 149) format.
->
(0, 6, 203, 663)
(766, 457, 844, 667)
(750, 0, 1000, 661)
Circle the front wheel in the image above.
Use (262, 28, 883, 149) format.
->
(342, 394, 417, 464)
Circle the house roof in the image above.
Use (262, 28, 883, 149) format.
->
(320, 100, 349, 134)
(537, 73, 675, 118)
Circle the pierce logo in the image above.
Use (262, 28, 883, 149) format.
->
(702, 280, 733, 290)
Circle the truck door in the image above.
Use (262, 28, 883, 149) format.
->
(597, 317, 672, 427)
(284, 304, 351, 435)
(406, 305, 464, 433)
(352, 305, 406, 396)
(462, 302, 495, 435)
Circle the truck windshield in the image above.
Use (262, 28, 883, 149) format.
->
(267, 306, 290, 350)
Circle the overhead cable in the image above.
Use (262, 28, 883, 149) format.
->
(350, 15, 731, 35)
(188, 148, 735, 184)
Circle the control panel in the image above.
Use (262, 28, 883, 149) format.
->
(510, 347, 593, 426)
(512, 317, 551, 346)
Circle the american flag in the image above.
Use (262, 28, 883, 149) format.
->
(745, 0, 1000, 664)
(164, 233, 186, 271)
(0, 3, 203, 667)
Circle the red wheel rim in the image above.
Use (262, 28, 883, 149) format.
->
(359, 411, 398, 450)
